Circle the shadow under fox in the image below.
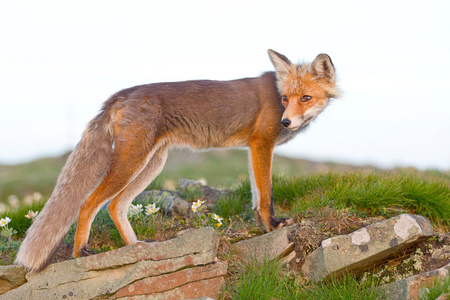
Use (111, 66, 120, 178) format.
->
(15, 49, 340, 272)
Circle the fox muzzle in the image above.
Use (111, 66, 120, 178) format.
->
(281, 118, 291, 128)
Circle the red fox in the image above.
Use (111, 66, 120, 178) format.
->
(15, 50, 339, 272)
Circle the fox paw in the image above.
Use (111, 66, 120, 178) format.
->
(78, 245, 95, 257)
(269, 217, 294, 231)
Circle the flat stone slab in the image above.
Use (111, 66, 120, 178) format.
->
(2, 227, 222, 300)
(380, 262, 450, 300)
(231, 225, 298, 261)
(301, 214, 433, 282)
(0, 265, 27, 295)
(112, 261, 228, 299)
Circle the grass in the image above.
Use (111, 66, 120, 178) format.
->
(213, 172, 449, 225)
(223, 258, 385, 300)
(1, 151, 449, 296)
(214, 181, 252, 219)
(1, 199, 46, 235)
(268, 172, 449, 224)
(0, 155, 67, 204)
(419, 275, 450, 300)
(0, 148, 399, 205)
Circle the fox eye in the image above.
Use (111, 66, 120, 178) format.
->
(301, 95, 312, 102)
(281, 95, 288, 102)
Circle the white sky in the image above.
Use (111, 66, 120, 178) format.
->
(1, 1, 449, 170)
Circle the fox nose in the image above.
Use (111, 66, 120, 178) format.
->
(281, 118, 291, 128)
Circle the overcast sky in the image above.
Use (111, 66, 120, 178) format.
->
(1, 1, 449, 170)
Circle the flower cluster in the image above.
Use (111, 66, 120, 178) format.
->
(128, 203, 162, 218)
(190, 200, 223, 228)
(6, 192, 43, 211)
(145, 203, 160, 216)
(0, 216, 17, 245)
(128, 204, 143, 217)
(0, 217, 11, 227)
(25, 210, 39, 221)
(23, 192, 42, 206)
(213, 214, 223, 227)
(191, 200, 204, 213)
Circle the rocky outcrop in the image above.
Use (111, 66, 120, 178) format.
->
(136, 190, 191, 217)
(301, 214, 433, 282)
(0, 265, 27, 295)
(135, 178, 231, 218)
(0, 191, 444, 300)
(1, 227, 226, 300)
(231, 224, 298, 263)
(177, 178, 231, 203)
(380, 262, 450, 300)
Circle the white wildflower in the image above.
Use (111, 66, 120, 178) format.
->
(145, 203, 160, 215)
(23, 195, 33, 206)
(213, 214, 223, 224)
(0, 217, 11, 227)
(25, 210, 39, 220)
(198, 178, 207, 185)
(128, 204, 143, 216)
(32, 192, 42, 202)
(191, 200, 204, 213)
(7, 195, 20, 209)
(0, 203, 7, 214)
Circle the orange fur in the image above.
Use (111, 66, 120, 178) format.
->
(15, 49, 339, 272)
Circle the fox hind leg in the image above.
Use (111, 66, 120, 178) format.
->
(73, 132, 160, 258)
(107, 146, 168, 245)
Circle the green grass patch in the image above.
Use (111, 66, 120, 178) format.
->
(215, 171, 449, 224)
(305, 273, 384, 300)
(214, 180, 252, 219)
(0, 156, 66, 204)
(223, 258, 384, 300)
(419, 275, 450, 300)
(268, 172, 449, 224)
(224, 258, 295, 299)
(0, 199, 46, 235)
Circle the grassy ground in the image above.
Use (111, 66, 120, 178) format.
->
(222, 258, 385, 300)
(0, 148, 403, 205)
(1, 151, 449, 299)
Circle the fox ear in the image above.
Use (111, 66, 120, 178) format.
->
(268, 49, 292, 81)
(310, 54, 336, 82)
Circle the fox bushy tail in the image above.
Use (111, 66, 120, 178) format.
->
(15, 113, 114, 272)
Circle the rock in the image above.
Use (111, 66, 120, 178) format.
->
(436, 292, 449, 300)
(301, 214, 433, 282)
(136, 190, 190, 217)
(177, 178, 203, 190)
(177, 178, 231, 203)
(379, 262, 450, 300)
(113, 262, 227, 299)
(280, 250, 297, 265)
(0, 265, 27, 295)
(231, 224, 298, 262)
(431, 245, 450, 262)
(288, 221, 332, 270)
(2, 227, 227, 300)
(133, 179, 231, 218)
(171, 197, 191, 216)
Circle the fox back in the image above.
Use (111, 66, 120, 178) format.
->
(14, 49, 339, 273)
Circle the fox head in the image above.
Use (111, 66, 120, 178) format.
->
(268, 49, 340, 131)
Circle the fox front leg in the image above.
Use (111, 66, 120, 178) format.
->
(248, 141, 293, 231)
